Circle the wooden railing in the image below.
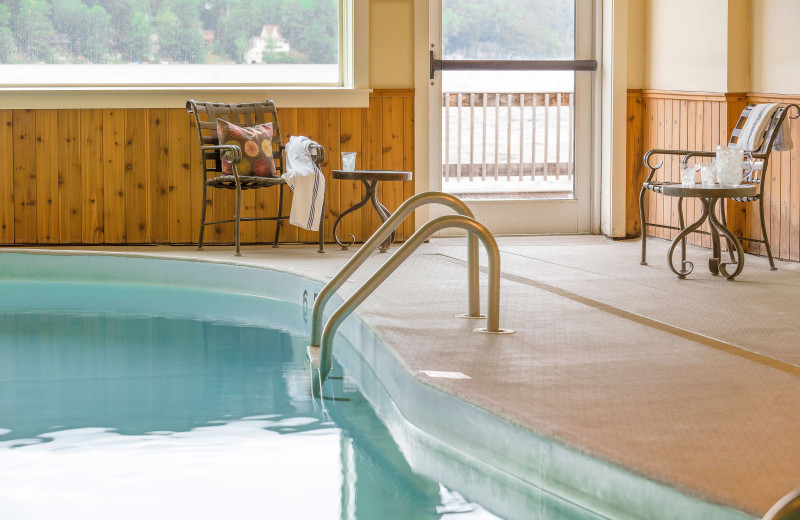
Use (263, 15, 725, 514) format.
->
(442, 92, 574, 187)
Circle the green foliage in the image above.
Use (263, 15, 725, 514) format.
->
(13, 0, 55, 61)
(0, 5, 13, 62)
(155, 2, 205, 63)
(442, 0, 574, 60)
(53, 0, 113, 61)
(0, 0, 340, 64)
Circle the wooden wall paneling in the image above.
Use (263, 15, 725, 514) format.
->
(293, 108, 321, 244)
(685, 100, 698, 246)
(382, 95, 405, 241)
(693, 99, 707, 245)
(402, 95, 415, 240)
(780, 140, 791, 260)
(768, 125, 781, 257)
(167, 109, 193, 244)
(363, 95, 383, 241)
(0, 110, 14, 243)
(625, 94, 643, 238)
(318, 107, 341, 244)
(668, 100, 680, 240)
(655, 98, 665, 239)
(35, 110, 59, 243)
(103, 109, 126, 243)
(646, 98, 657, 242)
(275, 107, 298, 244)
(662, 98, 673, 240)
(148, 109, 170, 243)
(57, 111, 82, 243)
(338, 107, 363, 247)
(80, 110, 104, 244)
(700, 101, 713, 248)
(677, 100, 688, 242)
(125, 109, 150, 243)
(188, 117, 204, 245)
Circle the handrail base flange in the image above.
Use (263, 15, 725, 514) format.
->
(473, 327, 515, 335)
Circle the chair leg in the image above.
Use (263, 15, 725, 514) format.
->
(759, 197, 777, 270)
(273, 184, 285, 248)
(318, 192, 325, 253)
(719, 200, 736, 263)
(639, 185, 648, 265)
(678, 197, 686, 265)
(234, 185, 242, 257)
(198, 182, 208, 251)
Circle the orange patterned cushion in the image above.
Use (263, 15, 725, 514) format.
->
(216, 118, 278, 177)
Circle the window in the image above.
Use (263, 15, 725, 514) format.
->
(0, 0, 353, 88)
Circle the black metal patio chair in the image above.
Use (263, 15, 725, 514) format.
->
(639, 103, 800, 270)
(186, 99, 325, 256)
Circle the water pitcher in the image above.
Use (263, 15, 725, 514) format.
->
(715, 146, 753, 187)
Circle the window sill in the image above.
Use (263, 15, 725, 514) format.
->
(0, 87, 373, 109)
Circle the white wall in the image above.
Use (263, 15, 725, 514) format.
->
(751, 0, 800, 95)
(644, 0, 728, 92)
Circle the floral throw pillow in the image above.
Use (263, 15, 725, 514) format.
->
(216, 118, 278, 177)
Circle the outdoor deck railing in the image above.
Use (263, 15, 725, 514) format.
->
(442, 92, 574, 186)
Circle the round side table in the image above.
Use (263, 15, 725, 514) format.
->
(661, 183, 757, 279)
(331, 169, 413, 252)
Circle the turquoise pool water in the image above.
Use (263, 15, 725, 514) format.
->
(0, 253, 746, 520)
(0, 304, 500, 519)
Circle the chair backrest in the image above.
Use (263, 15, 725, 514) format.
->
(186, 100, 283, 178)
(728, 104, 793, 185)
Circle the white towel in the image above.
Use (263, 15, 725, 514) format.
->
(282, 136, 325, 231)
(774, 113, 793, 151)
(734, 103, 779, 152)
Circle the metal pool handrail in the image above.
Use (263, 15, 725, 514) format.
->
(763, 488, 800, 520)
(309, 191, 481, 350)
(309, 214, 513, 387)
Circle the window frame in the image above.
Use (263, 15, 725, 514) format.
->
(0, 0, 370, 109)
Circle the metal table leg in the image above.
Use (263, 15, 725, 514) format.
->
(668, 198, 710, 278)
(332, 180, 371, 249)
(368, 181, 395, 252)
(708, 198, 746, 280)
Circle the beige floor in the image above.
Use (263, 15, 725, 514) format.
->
(7, 235, 800, 519)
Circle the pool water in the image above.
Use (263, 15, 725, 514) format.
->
(0, 311, 500, 519)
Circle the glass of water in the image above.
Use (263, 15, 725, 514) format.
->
(700, 162, 716, 186)
(680, 163, 698, 187)
(341, 152, 357, 171)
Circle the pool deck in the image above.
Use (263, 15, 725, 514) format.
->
(4, 235, 800, 519)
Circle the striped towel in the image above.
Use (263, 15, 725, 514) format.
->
(733, 103, 792, 152)
(282, 136, 325, 231)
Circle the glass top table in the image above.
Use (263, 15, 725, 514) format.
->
(660, 183, 757, 280)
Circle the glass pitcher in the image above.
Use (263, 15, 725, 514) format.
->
(715, 146, 754, 187)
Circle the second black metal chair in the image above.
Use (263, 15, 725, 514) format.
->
(639, 103, 800, 270)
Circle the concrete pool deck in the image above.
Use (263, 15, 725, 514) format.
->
(4, 235, 799, 519)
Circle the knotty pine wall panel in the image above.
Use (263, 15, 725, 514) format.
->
(629, 90, 800, 262)
(0, 90, 414, 247)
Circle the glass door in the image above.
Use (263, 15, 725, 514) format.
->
(429, 0, 596, 234)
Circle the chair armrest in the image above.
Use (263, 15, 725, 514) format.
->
(307, 140, 325, 166)
(202, 144, 242, 164)
(643, 148, 705, 184)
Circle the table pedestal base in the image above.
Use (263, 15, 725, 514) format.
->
(333, 180, 395, 252)
(668, 197, 745, 280)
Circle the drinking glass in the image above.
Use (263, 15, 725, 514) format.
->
(680, 164, 698, 187)
(700, 163, 716, 186)
(341, 152, 357, 171)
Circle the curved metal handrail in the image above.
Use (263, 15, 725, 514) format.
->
(308, 192, 481, 350)
(310, 214, 513, 387)
(763, 488, 800, 520)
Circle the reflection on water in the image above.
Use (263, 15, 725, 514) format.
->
(0, 313, 499, 519)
